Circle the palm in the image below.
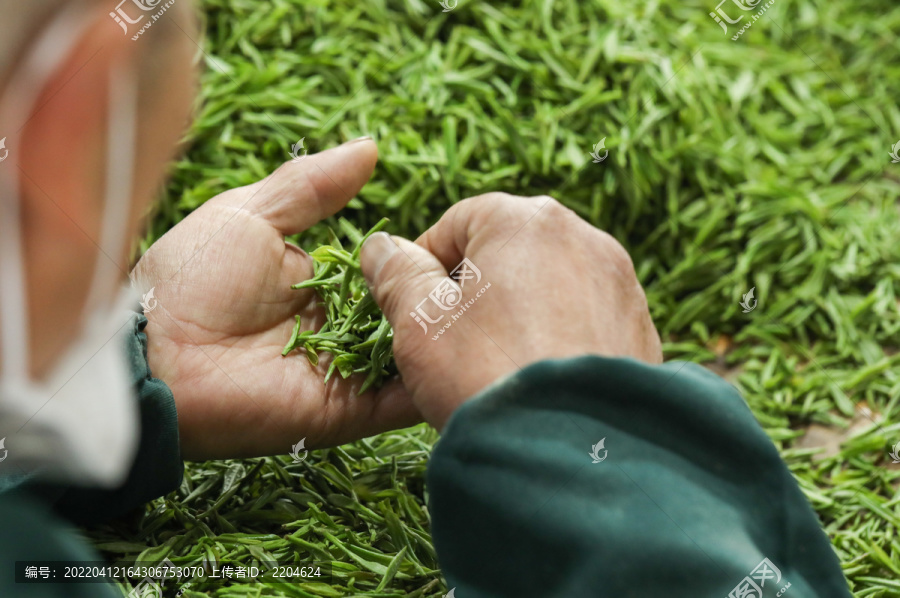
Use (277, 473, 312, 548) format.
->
(132, 141, 418, 460)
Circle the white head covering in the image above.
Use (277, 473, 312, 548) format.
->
(0, 5, 140, 487)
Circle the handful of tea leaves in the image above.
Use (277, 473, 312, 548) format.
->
(282, 218, 395, 393)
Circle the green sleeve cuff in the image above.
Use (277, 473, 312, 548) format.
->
(426, 355, 850, 597)
(26, 313, 184, 524)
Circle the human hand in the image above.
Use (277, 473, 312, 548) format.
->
(132, 139, 420, 461)
(360, 193, 662, 430)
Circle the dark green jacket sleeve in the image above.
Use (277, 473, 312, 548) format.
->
(23, 313, 184, 524)
(426, 355, 851, 598)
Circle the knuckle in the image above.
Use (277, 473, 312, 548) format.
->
(448, 192, 516, 232)
(611, 245, 636, 277)
(525, 196, 581, 238)
(538, 196, 569, 220)
(459, 191, 516, 212)
(597, 231, 637, 276)
(462, 192, 524, 231)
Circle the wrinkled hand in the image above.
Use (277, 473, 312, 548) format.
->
(132, 139, 419, 461)
(360, 193, 662, 430)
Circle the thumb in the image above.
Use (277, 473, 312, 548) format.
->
(360, 233, 449, 336)
(244, 137, 378, 235)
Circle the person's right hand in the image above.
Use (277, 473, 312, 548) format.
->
(360, 193, 662, 430)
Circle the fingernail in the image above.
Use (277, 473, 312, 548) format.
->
(361, 232, 397, 287)
(349, 136, 373, 144)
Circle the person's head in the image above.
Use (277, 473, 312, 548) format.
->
(0, 0, 198, 378)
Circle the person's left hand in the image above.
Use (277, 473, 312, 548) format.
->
(131, 139, 420, 461)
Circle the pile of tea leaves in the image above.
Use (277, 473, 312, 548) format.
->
(282, 218, 395, 394)
(92, 0, 900, 596)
